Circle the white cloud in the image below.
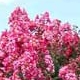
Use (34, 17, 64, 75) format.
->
(0, 0, 14, 4)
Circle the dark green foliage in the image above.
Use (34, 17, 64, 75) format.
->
(6, 70, 13, 78)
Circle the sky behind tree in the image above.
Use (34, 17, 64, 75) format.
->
(0, 0, 80, 32)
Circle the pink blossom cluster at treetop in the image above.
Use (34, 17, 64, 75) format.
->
(0, 7, 80, 80)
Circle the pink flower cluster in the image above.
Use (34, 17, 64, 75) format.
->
(0, 7, 80, 80)
(59, 64, 77, 80)
(0, 7, 55, 80)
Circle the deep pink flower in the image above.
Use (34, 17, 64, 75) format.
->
(59, 65, 77, 80)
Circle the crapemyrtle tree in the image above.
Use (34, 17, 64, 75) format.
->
(0, 7, 80, 80)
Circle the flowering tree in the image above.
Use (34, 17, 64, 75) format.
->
(0, 7, 80, 80)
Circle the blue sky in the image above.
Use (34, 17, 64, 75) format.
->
(0, 0, 80, 32)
